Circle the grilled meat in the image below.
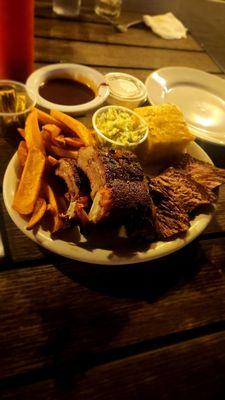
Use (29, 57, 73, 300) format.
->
(78, 146, 153, 238)
(77, 146, 144, 199)
(55, 158, 89, 201)
(149, 180, 190, 239)
(88, 179, 154, 240)
(55, 158, 89, 225)
(89, 179, 150, 222)
(149, 167, 216, 215)
(56, 148, 224, 242)
(148, 163, 218, 239)
(174, 154, 225, 190)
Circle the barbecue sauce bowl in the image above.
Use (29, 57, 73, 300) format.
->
(26, 63, 109, 116)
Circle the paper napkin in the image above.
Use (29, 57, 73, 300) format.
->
(143, 12, 187, 40)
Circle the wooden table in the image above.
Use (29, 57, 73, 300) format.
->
(1, 1, 225, 398)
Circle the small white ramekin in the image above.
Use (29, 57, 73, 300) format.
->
(26, 63, 110, 116)
(92, 105, 149, 149)
(105, 72, 147, 109)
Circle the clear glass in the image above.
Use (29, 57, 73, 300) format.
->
(95, 0, 122, 19)
(53, 0, 81, 17)
(0, 80, 36, 137)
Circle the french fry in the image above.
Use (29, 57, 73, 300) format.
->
(17, 140, 28, 167)
(13, 148, 46, 215)
(52, 135, 66, 147)
(64, 137, 84, 148)
(45, 183, 63, 232)
(48, 144, 78, 159)
(17, 128, 25, 138)
(41, 129, 52, 150)
(47, 155, 58, 167)
(35, 108, 67, 130)
(51, 109, 95, 146)
(43, 124, 61, 139)
(47, 204, 54, 212)
(88, 129, 97, 145)
(25, 110, 45, 152)
(27, 197, 47, 230)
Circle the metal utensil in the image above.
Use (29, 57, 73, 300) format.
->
(100, 15, 143, 32)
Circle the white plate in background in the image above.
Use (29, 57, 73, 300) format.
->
(3, 142, 214, 265)
(145, 67, 225, 146)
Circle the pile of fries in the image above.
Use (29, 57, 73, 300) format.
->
(13, 108, 95, 232)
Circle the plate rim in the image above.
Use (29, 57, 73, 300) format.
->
(145, 66, 225, 147)
(3, 143, 214, 266)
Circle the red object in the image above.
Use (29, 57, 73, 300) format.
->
(0, 0, 34, 82)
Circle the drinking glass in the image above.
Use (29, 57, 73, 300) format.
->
(95, 0, 122, 19)
(0, 80, 36, 138)
(53, 0, 81, 17)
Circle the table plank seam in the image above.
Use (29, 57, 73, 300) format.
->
(0, 257, 60, 273)
(34, 59, 157, 72)
(1, 319, 225, 391)
(34, 33, 205, 53)
(189, 32, 225, 73)
(34, 57, 221, 75)
(200, 231, 225, 241)
(33, 61, 225, 77)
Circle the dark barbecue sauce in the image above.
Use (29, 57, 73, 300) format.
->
(39, 78, 95, 105)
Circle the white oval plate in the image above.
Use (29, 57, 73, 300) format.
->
(145, 67, 225, 146)
(3, 142, 214, 265)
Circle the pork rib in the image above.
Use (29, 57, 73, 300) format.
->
(77, 146, 144, 199)
(55, 158, 89, 201)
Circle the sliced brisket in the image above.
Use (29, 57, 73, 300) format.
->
(174, 154, 225, 190)
(148, 164, 217, 239)
(148, 177, 190, 239)
(149, 167, 216, 214)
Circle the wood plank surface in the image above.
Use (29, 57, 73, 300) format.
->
(175, 0, 225, 72)
(34, 38, 220, 72)
(1, 237, 225, 379)
(35, 0, 225, 72)
(34, 63, 225, 82)
(0, 193, 53, 262)
(1, 330, 225, 400)
(34, 17, 202, 51)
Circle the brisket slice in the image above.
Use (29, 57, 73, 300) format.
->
(77, 146, 144, 199)
(148, 165, 217, 240)
(149, 167, 216, 215)
(174, 154, 225, 190)
(148, 177, 190, 239)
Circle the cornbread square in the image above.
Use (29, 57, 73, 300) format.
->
(135, 104, 195, 163)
